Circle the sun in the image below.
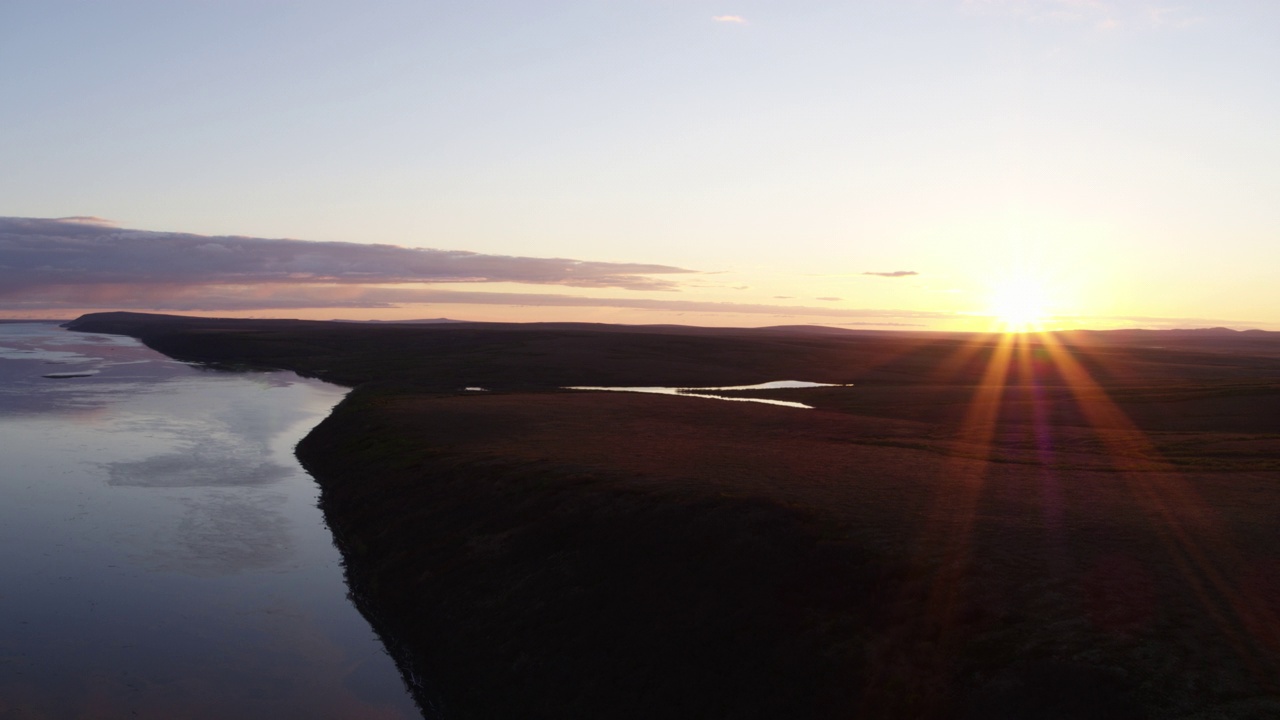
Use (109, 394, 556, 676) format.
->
(987, 276, 1051, 333)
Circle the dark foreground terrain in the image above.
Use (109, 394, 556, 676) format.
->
(68, 312, 1280, 719)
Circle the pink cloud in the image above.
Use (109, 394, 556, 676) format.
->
(0, 216, 694, 294)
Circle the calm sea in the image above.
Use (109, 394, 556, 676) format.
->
(0, 322, 420, 718)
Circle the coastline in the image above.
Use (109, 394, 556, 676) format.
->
(295, 390, 870, 718)
(64, 311, 1280, 718)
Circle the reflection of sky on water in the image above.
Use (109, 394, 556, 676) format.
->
(0, 322, 299, 416)
(565, 380, 847, 409)
(149, 491, 294, 575)
(107, 453, 292, 488)
(0, 323, 420, 718)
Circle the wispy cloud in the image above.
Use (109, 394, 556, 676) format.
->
(54, 216, 115, 226)
(0, 217, 965, 324)
(863, 270, 919, 278)
(712, 15, 747, 23)
(0, 217, 693, 295)
(1062, 314, 1275, 331)
(0, 280, 961, 322)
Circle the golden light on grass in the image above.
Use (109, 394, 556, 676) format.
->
(881, 327, 1280, 705)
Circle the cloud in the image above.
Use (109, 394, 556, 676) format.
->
(0, 281, 962, 322)
(55, 216, 116, 226)
(1063, 314, 1277, 331)
(0, 216, 693, 294)
(863, 270, 919, 278)
(0, 217, 966, 325)
(816, 296, 842, 301)
(712, 15, 746, 23)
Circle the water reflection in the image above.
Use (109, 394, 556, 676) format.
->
(565, 380, 847, 409)
(149, 492, 294, 575)
(0, 323, 421, 718)
(0, 323, 243, 415)
(107, 454, 293, 488)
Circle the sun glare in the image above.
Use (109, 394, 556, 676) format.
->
(987, 276, 1050, 333)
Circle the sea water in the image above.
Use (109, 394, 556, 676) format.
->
(0, 323, 420, 718)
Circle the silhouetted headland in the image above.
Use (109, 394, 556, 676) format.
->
(66, 311, 1280, 719)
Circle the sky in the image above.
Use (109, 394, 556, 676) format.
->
(2, 0, 1278, 330)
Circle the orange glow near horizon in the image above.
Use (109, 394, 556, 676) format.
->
(985, 275, 1053, 334)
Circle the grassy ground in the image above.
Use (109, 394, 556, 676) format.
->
(68, 312, 1280, 719)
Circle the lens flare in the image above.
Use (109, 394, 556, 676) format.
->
(987, 276, 1050, 333)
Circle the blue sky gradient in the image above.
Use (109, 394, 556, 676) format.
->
(3, 1, 1278, 328)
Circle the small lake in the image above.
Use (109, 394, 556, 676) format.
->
(0, 323, 420, 718)
(565, 380, 845, 409)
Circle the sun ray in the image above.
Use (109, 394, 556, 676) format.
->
(862, 328, 1280, 712)
(860, 331, 1020, 715)
(1035, 331, 1280, 679)
(1014, 337, 1069, 571)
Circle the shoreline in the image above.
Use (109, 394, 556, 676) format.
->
(65, 311, 1280, 718)
(295, 389, 867, 718)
